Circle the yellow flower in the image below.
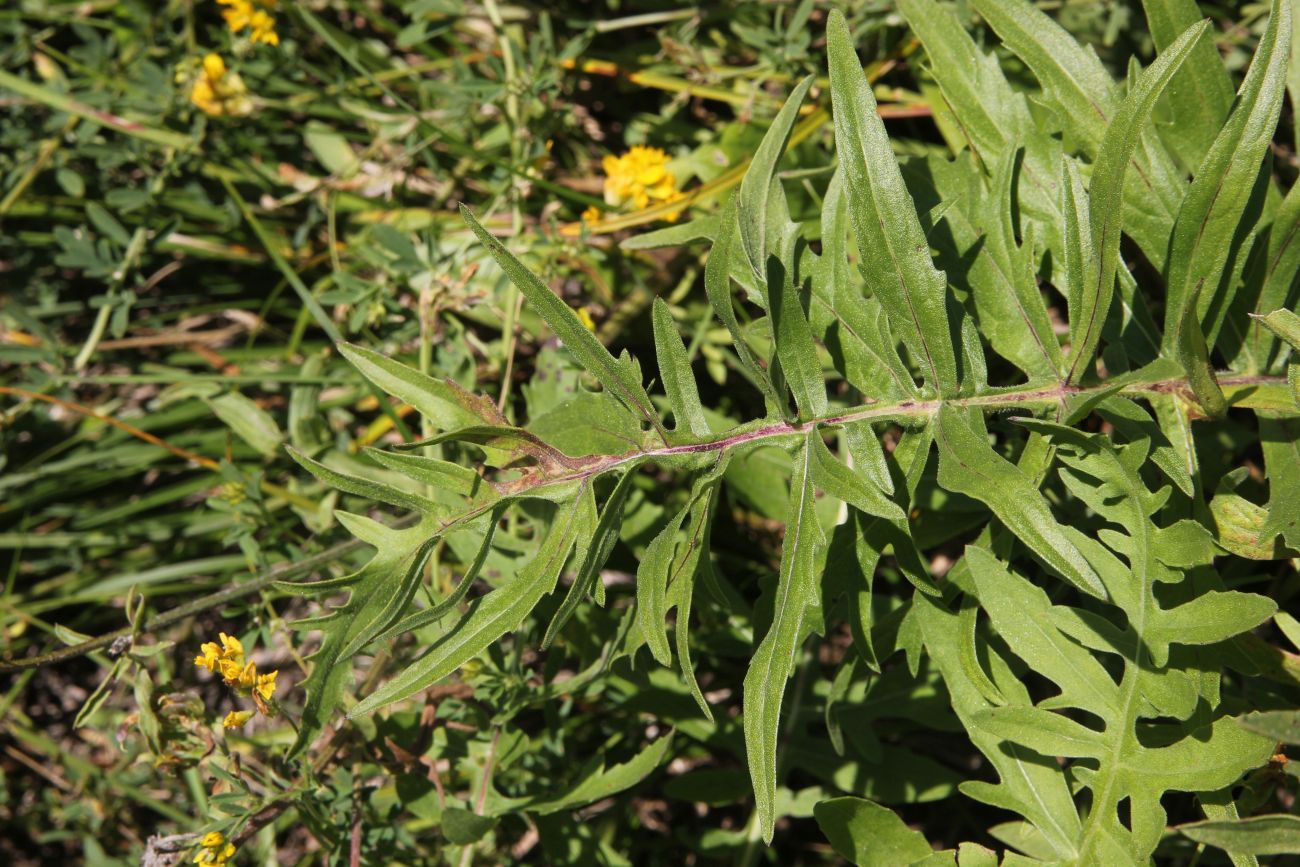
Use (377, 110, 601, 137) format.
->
(194, 642, 222, 672)
(218, 0, 280, 46)
(223, 709, 255, 729)
(581, 205, 603, 225)
(193, 831, 236, 866)
(234, 660, 259, 690)
(218, 632, 243, 658)
(255, 669, 278, 701)
(196, 631, 245, 675)
(599, 146, 684, 221)
(576, 308, 596, 332)
(189, 54, 253, 117)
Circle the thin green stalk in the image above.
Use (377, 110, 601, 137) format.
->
(594, 8, 700, 32)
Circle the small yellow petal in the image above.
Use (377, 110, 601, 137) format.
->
(218, 632, 243, 658)
(576, 308, 596, 332)
(255, 669, 278, 701)
(223, 709, 255, 729)
(201, 54, 226, 80)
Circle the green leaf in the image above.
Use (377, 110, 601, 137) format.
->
(1175, 281, 1229, 418)
(339, 342, 504, 432)
(462, 206, 664, 437)
(969, 0, 1186, 270)
(1150, 590, 1278, 648)
(810, 169, 919, 401)
(524, 733, 675, 816)
(399, 424, 579, 473)
(1260, 414, 1300, 548)
(85, 202, 131, 247)
(1239, 710, 1300, 743)
(934, 407, 1104, 597)
(898, 0, 1065, 247)
(619, 216, 718, 250)
(668, 465, 728, 720)
(206, 392, 283, 458)
(967, 0, 1115, 153)
(1181, 815, 1300, 857)
(1140, 0, 1235, 170)
(1065, 19, 1209, 383)
(651, 298, 710, 437)
(1163, 0, 1291, 352)
(636, 496, 691, 667)
(373, 510, 502, 644)
(917, 150, 1062, 379)
(809, 431, 904, 523)
(744, 433, 825, 843)
(915, 594, 1083, 861)
(289, 447, 442, 515)
(364, 449, 483, 498)
(705, 194, 782, 411)
(738, 75, 814, 281)
(1210, 484, 1295, 560)
(637, 457, 729, 683)
(543, 469, 638, 648)
(1253, 308, 1300, 351)
(964, 546, 1120, 724)
(288, 512, 442, 755)
(349, 489, 588, 717)
(827, 9, 957, 395)
(441, 807, 497, 845)
(972, 706, 1108, 758)
(813, 797, 934, 866)
(1242, 173, 1300, 372)
(766, 255, 826, 418)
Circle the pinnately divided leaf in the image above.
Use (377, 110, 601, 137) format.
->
(969, 0, 1187, 270)
(827, 9, 958, 395)
(349, 486, 589, 717)
(766, 255, 827, 419)
(1139, 0, 1235, 170)
(1065, 19, 1210, 383)
(744, 433, 825, 843)
(1163, 0, 1292, 353)
(935, 406, 1104, 597)
(737, 74, 815, 283)
(651, 298, 710, 437)
(283, 509, 442, 756)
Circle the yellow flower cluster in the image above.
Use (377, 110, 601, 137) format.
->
(195, 632, 279, 727)
(194, 831, 236, 866)
(584, 146, 685, 224)
(189, 54, 253, 117)
(217, 0, 279, 46)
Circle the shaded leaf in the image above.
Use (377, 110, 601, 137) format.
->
(744, 433, 825, 843)
(1064, 19, 1209, 382)
(827, 9, 957, 394)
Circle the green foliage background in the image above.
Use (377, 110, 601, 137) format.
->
(2, 1, 1300, 865)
